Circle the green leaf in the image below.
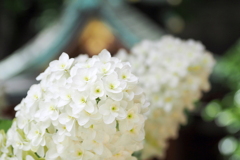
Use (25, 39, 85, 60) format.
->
(22, 150, 45, 160)
(0, 119, 13, 132)
(202, 101, 221, 121)
(96, 97, 101, 104)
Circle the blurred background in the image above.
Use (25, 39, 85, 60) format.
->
(1, 0, 240, 159)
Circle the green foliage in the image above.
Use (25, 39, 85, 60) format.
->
(0, 119, 12, 132)
(22, 150, 45, 160)
(96, 97, 101, 104)
(132, 150, 142, 160)
(202, 40, 240, 159)
(201, 101, 221, 121)
(214, 40, 240, 90)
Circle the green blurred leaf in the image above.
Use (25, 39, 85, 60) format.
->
(219, 136, 237, 155)
(202, 101, 221, 121)
(216, 111, 234, 127)
(0, 119, 12, 132)
(222, 93, 235, 109)
(214, 40, 240, 90)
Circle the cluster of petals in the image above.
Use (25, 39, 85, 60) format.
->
(0, 49, 149, 160)
(116, 35, 215, 158)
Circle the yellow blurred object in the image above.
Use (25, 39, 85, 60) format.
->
(79, 20, 115, 56)
(166, 15, 185, 34)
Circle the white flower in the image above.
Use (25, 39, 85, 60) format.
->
(27, 122, 47, 147)
(72, 68, 97, 91)
(116, 65, 138, 82)
(35, 100, 60, 122)
(99, 99, 127, 124)
(103, 72, 126, 101)
(90, 81, 105, 99)
(24, 85, 42, 106)
(26, 155, 34, 160)
(71, 91, 95, 114)
(0, 130, 8, 156)
(77, 109, 101, 126)
(98, 49, 111, 63)
(119, 104, 141, 131)
(49, 52, 74, 71)
(6, 121, 30, 152)
(4, 50, 149, 160)
(116, 35, 215, 159)
(68, 143, 95, 160)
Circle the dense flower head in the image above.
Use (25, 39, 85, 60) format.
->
(116, 35, 215, 158)
(1, 49, 149, 160)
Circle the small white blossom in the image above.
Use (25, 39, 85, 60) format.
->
(99, 99, 127, 124)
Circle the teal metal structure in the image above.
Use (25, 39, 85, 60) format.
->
(0, 0, 164, 81)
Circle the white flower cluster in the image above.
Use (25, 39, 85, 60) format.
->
(0, 50, 149, 160)
(116, 35, 215, 158)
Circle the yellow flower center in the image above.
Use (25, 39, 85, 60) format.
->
(130, 128, 135, 133)
(127, 114, 133, 119)
(60, 64, 66, 69)
(111, 106, 117, 111)
(77, 151, 83, 156)
(109, 84, 115, 89)
(114, 153, 121, 157)
(164, 97, 172, 102)
(95, 89, 100, 93)
(33, 95, 39, 100)
(81, 98, 86, 103)
(188, 65, 201, 72)
(49, 106, 55, 111)
(67, 94, 71, 99)
(84, 77, 89, 81)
